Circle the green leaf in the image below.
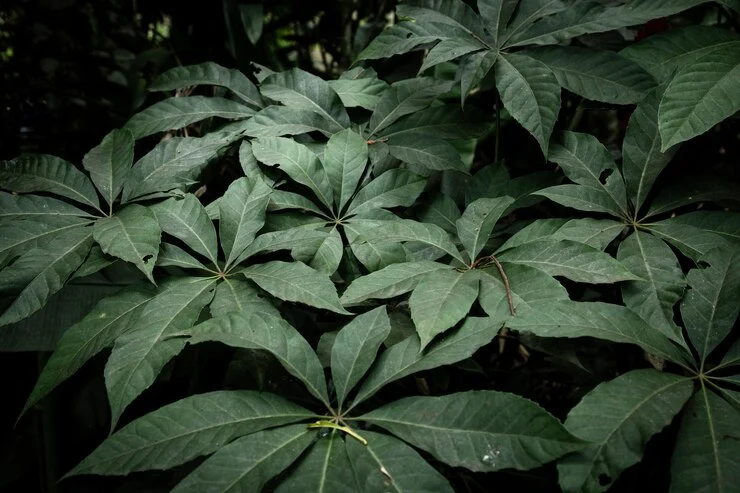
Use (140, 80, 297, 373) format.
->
(617, 231, 687, 344)
(497, 239, 639, 284)
(243, 106, 339, 138)
(241, 228, 330, 260)
(387, 133, 467, 172)
(261, 68, 350, 131)
(0, 192, 94, 223)
(210, 278, 279, 318)
(500, 0, 567, 45)
(327, 76, 388, 110)
(185, 310, 330, 406)
(378, 104, 491, 141)
(93, 205, 161, 283)
(252, 137, 334, 209)
(622, 83, 676, 212)
(477, 0, 518, 45)
(356, 24, 446, 62)
(156, 243, 210, 271)
(646, 222, 728, 262)
(548, 131, 630, 218)
(666, 211, 740, 245)
(534, 184, 622, 216)
(324, 128, 368, 211)
(557, 369, 693, 493)
(0, 155, 101, 212)
(276, 431, 358, 493)
(149, 62, 263, 108)
(410, 269, 479, 349)
(121, 135, 228, 202)
(620, 26, 740, 82)
(150, 195, 219, 266)
(659, 44, 740, 150)
(418, 194, 461, 235)
(344, 219, 413, 273)
(82, 129, 135, 209)
(495, 52, 560, 155)
(104, 277, 216, 428)
(346, 169, 426, 217)
(0, 226, 94, 326)
(68, 390, 314, 476)
(550, 218, 624, 250)
(352, 317, 503, 409)
(240, 3, 264, 44)
(172, 424, 314, 493)
(670, 389, 740, 493)
(419, 38, 485, 73)
(360, 391, 584, 471)
(21, 285, 156, 417)
(506, 300, 692, 365)
(305, 226, 343, 275)
(527, 46, 655, 104)
(219, 177, 272, 269)
(681, 246, 740, 366)
(367, 78, 453, 137)
(353, 219, 464, 264)
(458, 50, 498, 106)
(399, 0, 490, 41)
(0, 217, 93, 267)
(644, 175, 740, 219)
(332, 307, 391, 408)
(124, 96, 254, 139)
(456, 197, 514, 260)
(340, 261, 448, 305)
(242, 261, 350, 314)
(346, 430, 454, 493)
(268, 190, 328, 218)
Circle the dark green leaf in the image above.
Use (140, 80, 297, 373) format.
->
(0, 192, 94, 223)
(219, 177, 272, 269)
(340, 261, 449, 305)
(209, 278, 279, 318)
(353, 219, 464, 264)
(346, 169, 426, 217)
(387, 133, 467, 172)
(456, 196, 514, 260)
(82, 129, 135, 209)
(324, 128, 368, 211)
(150, 195, 219, 266)
(243, 106, 340, 138)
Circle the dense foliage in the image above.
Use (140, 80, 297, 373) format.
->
(2, 1, 740, 492)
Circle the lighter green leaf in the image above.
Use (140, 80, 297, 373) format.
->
(93, 205, 161, 283)
(456, 196, 514, 260)
(69, 391, 313, 476)
(324, 129, 368, 211)
(332, 307, 391, 408)
(124, 96, 254, 139)
(495, 52, 560, 155)
(243, 106, 339, 138)
(82, 129, 135, 209)
(172, 424, 314, 493)
(340, 261, 448, 305)
(241, 260, 350, 314)
(353, 219, 464, 264)
(346, 169, 426, 217)
(360, 391, 584, 471)
(305, 226, 343, 275)
(209, 278, 279, 318)
(150, 195, 219, 266)
(387, 133, 467, 172)
(327, 76, 388, 110)
(659, 45, 740, 150)
(558, 369, 693, 493)
(345, 219, 411, 272)
(268, 190, 329, 217)
(506, 300, 692, 366)
(535, 184, 623, 216)
(219, 177, 272, 269)
(0, 155, 101, 211)
(346, 430, 454, 493)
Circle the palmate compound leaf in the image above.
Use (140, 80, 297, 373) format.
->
(181, 310, 330, 407)
(659, 44, 740, 150)
(68, 391, 314, 477)
(209, 278, 279, 319)
(670, 388, 740, 493)
(104, 277, 217, 429)
(345, 169, 427, 217)
(350, 317, 505, 410)
(410, 268, 480, 350)
(81, 128, 135, 210)
(93, 204, 161, 283)
(150, 194, 219, 266)
(243, 106, 340, 138)
(327, 68, 388, 110)
(506, 300, 692, 366)
(345, 430, 454, 493)
(456, 196, 514, 261)
(172, 424, 315, 493)
(360, 391, 585, 472)
(0, 155, 102, 212)
(387, 133, 467, 172)
(241, 261, 350, 315)
(498, 218, 624, 252)
(557, 369, 693, 493)
(20, 285, 157, 417)
(681, 246, 740, 366)
(218, 177, 272, 269)
(344, 219, 410, 272)
(331, 306, 391, 408)
(0, 226, 94, 326)
(323, 128, 368, 212)
(340, 261, 449, 305)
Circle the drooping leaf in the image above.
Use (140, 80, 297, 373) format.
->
(324, 128, 368, 211)
(346, 430, 454, 493)
(0, 226, 94, 326)
(172, 424, 314, 493)
(243, 106, 340, 138)
(0, 155, 101, 212)
(495, 52, 560, 154)
(670, 389, 740, 493)
(456, 196, 514, 260)
(497, 239, 639, 284)
(149, 62, 264, 108)
(506, 300, 692, 365)
(360, 391, 585, 471)
(617, 231, 686, 343)
(150, 195, 220, 266)
(681, 246, 740, 365)
(557, 369, 693, 493)
(252, 137, 334, 209)
(93, 205, 161, 283)
(345, 169, 426, 217)
(387, 133, 467, 172)
(0, 192, 95, 223)
(340, 261, 449, 305)
(124, 96, 254, 139)
(241, 261, 349, 314)
(68, 391, 314, 476)
(184, 310, 330, 406)
(104, 277, 217, 428)
(353, 219, 464, 263)
(658, 44, 740, 150)
(332, 307, 391, 408)
(82, 129, 135, 209)
(219, 177, 272, 269)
